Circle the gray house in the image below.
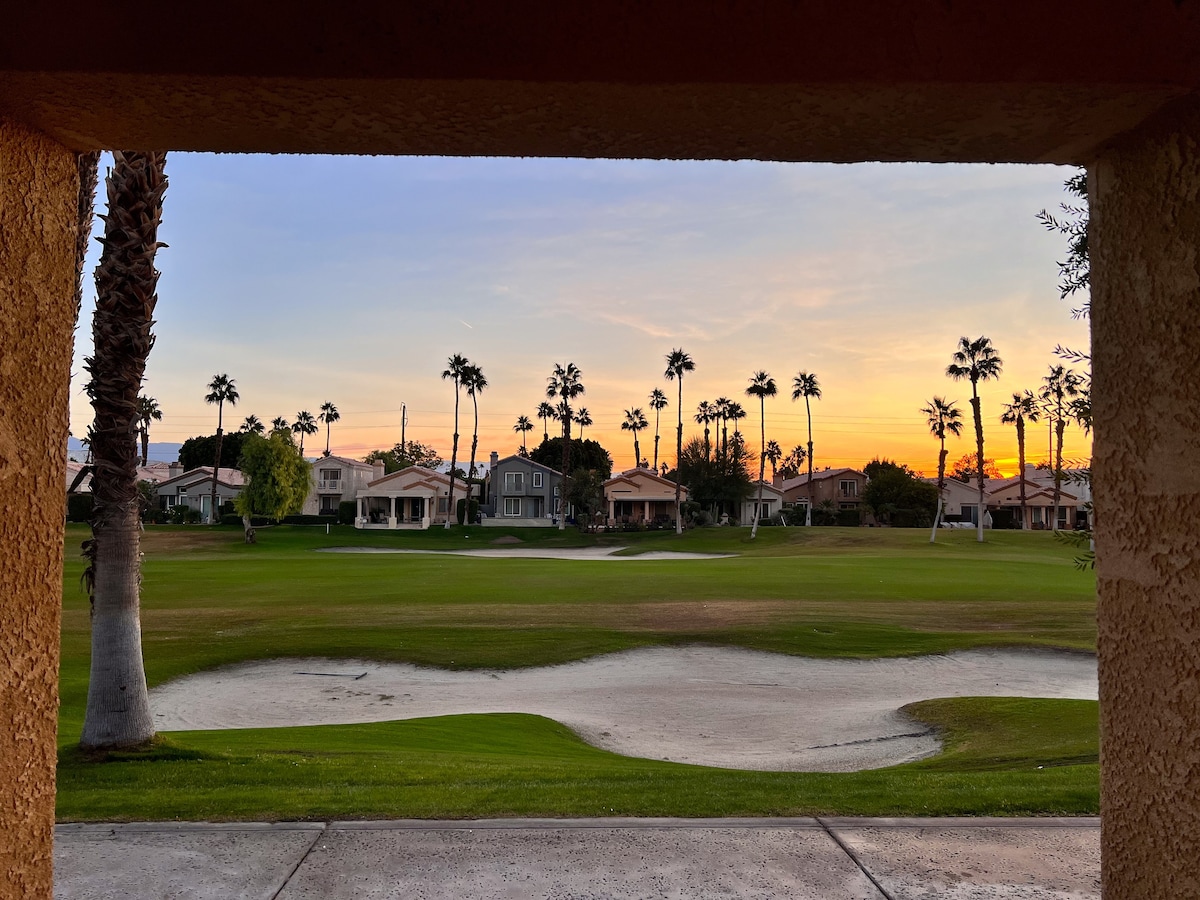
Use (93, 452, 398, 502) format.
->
(154, 463, 246, 522)
(482, 452, 564, 526)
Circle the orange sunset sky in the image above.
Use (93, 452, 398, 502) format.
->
(70, 154, 1091, 477)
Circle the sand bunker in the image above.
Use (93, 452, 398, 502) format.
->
(317, 546, 735, 560)
(150, 647, 1096, 773)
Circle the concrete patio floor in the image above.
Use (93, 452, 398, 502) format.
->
(55, 817, 1100, 899)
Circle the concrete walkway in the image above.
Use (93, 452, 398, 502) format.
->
(55, 817, 1100, 899)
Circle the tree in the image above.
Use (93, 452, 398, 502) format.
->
(950, 453, 1002, 483)
(463, 363, 487, 480)
(234, 431, 310, 543)
(1037, 170, 1089, 318)
(648, 387, 668, 471)
(318, 401, 340, 456)
(204, 373, 239, 525)
(862, 458, 939, 527)
(536, 401, 555, 443)
(80, 150, 167, 751)
(135, 395, 162, 466)
(764, 440, 782, 480)
(529, 436, 613, 480)
(270, 416, 289, 433)
(664, 348, 695, 534)
(573, 407, 592, 439)
(946, 336, 1003, 542)
(999, 391, 1040, 530)
(513, 415, 534, 454)
(292, 410, 317, 456)
(745, 370, 777, 539)
(779, 445, 807, 479)
(565, 466, 606, 531)
(363, 440, 442, 474)
(1041, 365, 1084, 531)
(713, 396, 732, 459)
(921, 396, 964, 540)
(621, 407, 648, 469)
(791, 371, 822, 526)
(726, 401, 746, 444)
(240, 414, 265, 435)
(178, 431, 247, 472)
(441, 354, 470, 529)
(676, 435, 754, 521)
(694, 401, 714, 459)
(546, 362, 585, 530)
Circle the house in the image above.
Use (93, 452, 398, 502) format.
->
(354, 465, 480, 529)
(740, 480, 786, 525)
(603, 467, 687, 526)
(65, 459, 173, 495)
(302, 455, 377, 517)
(777, 467, 867, 514)
(931, 465, 1084, 529)
(481, 452, 564, 526)
(153, 463, 246, 522)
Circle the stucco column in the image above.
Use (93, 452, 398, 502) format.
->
(1090, 97, 1200, 898)
(0, 119, 78, 900)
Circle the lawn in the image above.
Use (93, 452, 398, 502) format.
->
(57, 523, 1098, 820)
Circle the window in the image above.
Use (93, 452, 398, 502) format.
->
(532, 471, 543, 488)
(961, 503, 978, 525)
(839, 480, 857, 497)
(320, 468, 340, 482)
(504, 497, 522, 517)
(504, 472, 524, 491)
(437, 497, 448, 514)
(320, 496, 338, 514)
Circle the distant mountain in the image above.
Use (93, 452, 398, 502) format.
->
(67, 436, 182, 464)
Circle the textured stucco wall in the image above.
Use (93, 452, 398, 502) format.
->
(0, 118, 76, 900)
(1091, 96, 1200, 898)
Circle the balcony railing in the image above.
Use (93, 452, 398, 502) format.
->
(318, 480, 343, 492)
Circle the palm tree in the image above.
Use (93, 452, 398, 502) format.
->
(746, 371, 778, 539)
(319, 401, 340, 456)
(946, 336, 1004, 542)
(205, 373, 239, 525)
(621, 407, 649, 468)
(999, 391, 1040, 530)
(441, 354, 470, 528)
(270, 416, 289, 433)
(135, 395, 162, 466)
(573, 407, 593, 439)
(791, 371, 822, 526)
(922, 396, 965, 541)
(1042, 365, 1083, 531)
(240, 414, 265, 435)
(513, 415, 534, 454)
(727, 401, 747, 443)
(536, 401, 555, 444)
(713, 397, 732, 459)
(649, 388, 669, 471)
(664, 348, 695, 534)
(765, 440, 783, 480)
(80, 150, 166, 750)
(292, 410, 317, 456)
(463, 363, 488, 483)
(694, 401, 714, 459)
(547, 363, 585, 531)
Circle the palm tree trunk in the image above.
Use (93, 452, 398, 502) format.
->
(140, 425, 149, 467)
(325, 423, 331, 456)
(751, 397, 766, 539)
(210, 409, 223, 525)
(558, 414, 571, 532)
(445, 386, 460, 528)
(633, 433, 640, 468)
(80, 150, 165, 750)
(971, 382, 985, 543)
(1017, 418, 1028, 529)
(467, 395, 480, 519)
(1053, 415, 1066, 530)
(930, 441, 947, 543)
(805, 396, 814, 527)
(653, 409, 661, 470)
(674, 380, 684, 534)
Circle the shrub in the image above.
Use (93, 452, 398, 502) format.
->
(456, 498, 480, 525)
(66, 492, 93, 523)
(835, 509, 862, 527)
(990, 508, 1017, 530)
(338, 500, 357, 525)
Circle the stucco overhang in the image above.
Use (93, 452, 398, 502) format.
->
(3, 2, 1199, 162)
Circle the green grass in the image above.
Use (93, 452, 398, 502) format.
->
(56, 699, 1098, 822)
(57, 524, 1098, 819)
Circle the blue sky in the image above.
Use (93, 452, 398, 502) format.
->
(71, 154, 1091, 474)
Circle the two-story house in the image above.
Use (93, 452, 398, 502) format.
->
(302, 455, 377, 517)
(777, 467, 867, 515)
(482, 452, 564, 526)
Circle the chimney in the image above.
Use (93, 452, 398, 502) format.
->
(490, 451, 499, 471)
(169, 461, 181, 478)
(772, 473, 784, 488)
(372, 460, 385, 481)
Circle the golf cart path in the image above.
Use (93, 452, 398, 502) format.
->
(317, 546, 735, 560)
(150, 646, 1096, 772)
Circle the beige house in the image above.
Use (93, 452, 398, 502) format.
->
(741, 480, 787, 525)
(354, 465, 480, 529)
(303, 455, 377, 517)
(777, 467, 867, 514)
(933, 465, 1084, 529)
(603, 467, 687, 525)
(154, 464, 246, 522)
